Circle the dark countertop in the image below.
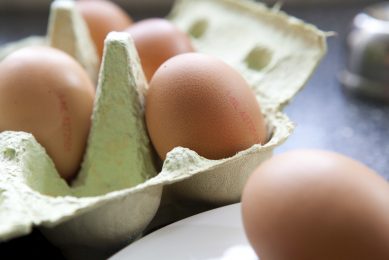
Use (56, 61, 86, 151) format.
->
(277, 4, 389, 179)
(0, 2, 388, 259)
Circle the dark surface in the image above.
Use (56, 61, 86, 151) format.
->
(276, 4, 389, 179)
(0, 2, 388, 259)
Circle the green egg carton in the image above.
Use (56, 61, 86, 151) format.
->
(0, 0, 326, 258)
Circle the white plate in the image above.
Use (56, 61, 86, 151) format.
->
(109, 203, 258, 260)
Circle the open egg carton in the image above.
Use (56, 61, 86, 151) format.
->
(0, 0, 326, 258)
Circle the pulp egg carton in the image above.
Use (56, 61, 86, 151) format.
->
(0, 0, 326, 258)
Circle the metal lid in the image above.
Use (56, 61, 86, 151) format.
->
(341, 2, 389, 102)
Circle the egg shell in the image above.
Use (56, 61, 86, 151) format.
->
(126, 18, 195, 81)
(241, 150, 389, 259)
(0, 0, 326, 257)
(162, 0, 326, 204)
(0, 46, 95, 181)
(145, 53, 268, 160)
(0, 0, 100, 84)
(161, 112, 292, 205)
(75, 0, 133, 60)
(0, 36, 46, 61)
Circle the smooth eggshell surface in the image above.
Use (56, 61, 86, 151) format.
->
(146, 53, 267, 160)
(126, 18, 194, 81)
(75, 0, 133, 59)
(0, 46, 95, 181)
(241, 149, 389, 260)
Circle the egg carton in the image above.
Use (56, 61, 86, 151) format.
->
(0, 0, 326, 258)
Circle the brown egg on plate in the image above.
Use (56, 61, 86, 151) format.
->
(0, 46, 95, 181)
(75, 0, 133, 60)
(125, 18, 195, 81)
(241, 149, 389, 260)
(145, 52, 267, 161)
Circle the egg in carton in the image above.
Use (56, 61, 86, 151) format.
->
(0, 0, 326, 258)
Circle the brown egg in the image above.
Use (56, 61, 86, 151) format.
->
(241, 149, 389, 260)
(125, 18, 194, 81)
(75, 0, 133, 59)
(145, 53, 267, 160)
(0, 46, 95, 181)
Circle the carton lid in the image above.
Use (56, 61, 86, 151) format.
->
(169, 0, 327, 112)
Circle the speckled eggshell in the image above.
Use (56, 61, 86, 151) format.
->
(161, 0, 326, 205)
